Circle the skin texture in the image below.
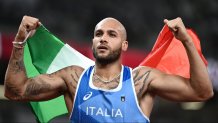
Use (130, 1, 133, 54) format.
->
(4, 16, 213, 118)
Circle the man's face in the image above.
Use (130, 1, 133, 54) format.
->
(92, 18, 127, 64)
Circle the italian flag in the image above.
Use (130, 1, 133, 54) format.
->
(23, 25, 94, 123)
(139, 25, 207, 78)
(24, 24, 207, 123)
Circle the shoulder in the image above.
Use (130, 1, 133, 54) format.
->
(133, 66, 152, 73)
(61, 65, 86, 89)
(132, 66, 153, 97)
(59, 65, 85, 79)
(132, 66, 153, 79)
(66, 65, 85, 72)
(132, 66, 166, 93)
(132, 66, 166, 80)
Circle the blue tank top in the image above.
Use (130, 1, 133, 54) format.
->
(70, 66, 150, 123)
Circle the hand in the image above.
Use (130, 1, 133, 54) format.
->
(15, 15, 41, 42)
(164, 17, 191, 43)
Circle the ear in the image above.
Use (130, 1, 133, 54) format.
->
(122, 41, 128, 51)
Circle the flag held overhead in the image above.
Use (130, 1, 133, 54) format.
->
(139, 25, 207, 78)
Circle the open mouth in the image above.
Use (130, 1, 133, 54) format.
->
(97, 45, 109, 50)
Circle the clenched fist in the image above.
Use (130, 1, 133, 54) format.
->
(15, 15, 41, 42)
(164, 17, 192, 43)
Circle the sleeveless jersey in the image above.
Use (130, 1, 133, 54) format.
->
(70, 66, 150, 123)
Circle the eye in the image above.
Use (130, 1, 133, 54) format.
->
(95, 31, 102, 37)
(109, 32, 117, 38)
(110, 33, 116, 37)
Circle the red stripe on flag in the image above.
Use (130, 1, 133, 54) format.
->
(139, 25, 207, 78)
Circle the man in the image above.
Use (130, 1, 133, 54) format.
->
(4, 16, 213, 122)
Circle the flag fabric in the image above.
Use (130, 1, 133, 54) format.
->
(24, 25, 94, 123)
(139, 25, 207, 78)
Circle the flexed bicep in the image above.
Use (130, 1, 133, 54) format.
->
(149, 68, 209, 101)
(22, 73, 67, 101)
(155, 17, 213, 101)
(5, 68, 68, 101)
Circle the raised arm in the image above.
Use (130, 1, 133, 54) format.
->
(150, 17, 213, 101)
(135, 18, 213, 102)
(4, 16, 68, 101)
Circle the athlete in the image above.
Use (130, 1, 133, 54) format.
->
(4, 16, 213, 122)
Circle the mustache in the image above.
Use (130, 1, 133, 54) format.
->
(97, 44, 109, 50)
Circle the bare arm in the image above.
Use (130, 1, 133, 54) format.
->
(135, 18, 213, 102)
(150, 18, 213, 101)
(4, 16, 67, 101)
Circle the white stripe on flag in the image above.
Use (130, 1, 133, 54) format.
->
(47, 44, 94, 74)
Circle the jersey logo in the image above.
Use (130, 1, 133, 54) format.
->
(83, 91, 93, 101)
(121, 96, 125, 102)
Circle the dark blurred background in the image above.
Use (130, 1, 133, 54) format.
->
(0, 0, 218, 122)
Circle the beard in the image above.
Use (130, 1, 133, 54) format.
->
(93, 47, 121, 65)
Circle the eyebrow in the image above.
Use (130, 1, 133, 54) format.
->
(95, 29, 119, 34)
(94, 29, 102, 33)
(108, 30, 118, 34)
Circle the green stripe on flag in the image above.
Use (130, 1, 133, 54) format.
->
(30, 96, 67, 123)
(24, 44, 39, 78)
(24, 25, 94, 123)
(24, 25, 67, 123)
(27, 26, 64, 73)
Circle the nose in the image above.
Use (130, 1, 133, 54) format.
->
(100, 34, 108, 43)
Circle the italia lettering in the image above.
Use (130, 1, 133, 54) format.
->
(86, 107, 123, 118)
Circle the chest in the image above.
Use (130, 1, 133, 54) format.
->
(92, 75, 120, 90)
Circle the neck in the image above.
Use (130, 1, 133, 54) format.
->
(94, 61, 122, 80)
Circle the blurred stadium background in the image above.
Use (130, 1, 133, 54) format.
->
(0, 0, 218, 122)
